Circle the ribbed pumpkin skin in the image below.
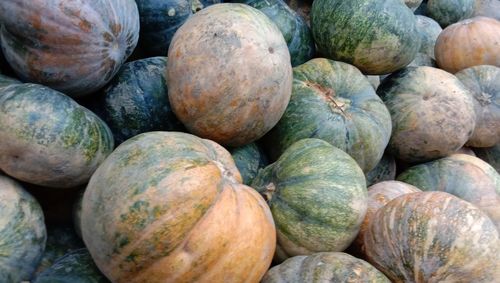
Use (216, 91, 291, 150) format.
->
(82, 131, 276, 283)
(364, 192, 500, 282)
(34, 248, 109, 283)
(251, 139, 367, 262)
(0, 0, 139, 97)
(455, 65, 500, 147)
(366, 154, 397, 186)
(0, 174, 46, 282)
(0, 77, 114, 188)
(474, 144, 500, 173)
(264, 59, 392, 173)
(229, 142, 268, 185)
(88, 57, 184, 145)
(167, 3, 292, 147)
(311, 0, 420, 75)
(435, 17, 500, 74)
(262, 252, 390, 283)
(396, 154, 500, 230)
(377, 66, 476, 163)
(427, 0, 474, 27)
(415, 15, 442, 59)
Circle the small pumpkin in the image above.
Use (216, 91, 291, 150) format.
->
(365, 154, 397, 186)
(474, 144, 500, 173)
(415, 15, 442, 58)
(229, 142, 268, 185)
(427, 0, 474, 27)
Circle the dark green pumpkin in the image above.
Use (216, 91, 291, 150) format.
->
(474, 144, 500, 173)
(365, 153, 397, 186)
(251, 138, 367, 262)
(427, 0, 474, 27)
(311, 0, 420, 75)
(229, 142, 268, 185)
(263, 58, 392, 173)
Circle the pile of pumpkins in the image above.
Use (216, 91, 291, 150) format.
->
(0, 0, 499, 282)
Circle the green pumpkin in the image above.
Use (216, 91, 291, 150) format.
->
(427, 0, 474, 27)
(263, 58, 392, 173)
(229, 142, 268, 185)
(415, 15, 442, 58)
(474, 144, 500, 173)
(365, 153, 397, 186)
(311, 0, 420, 75)
(0, 173, 46, 282)
(252, 138, 367, 262)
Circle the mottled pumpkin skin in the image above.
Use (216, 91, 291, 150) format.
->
(473, 0, 500, 20)
(88, 57, 184, 145)
(474, 144, 500, 173)
(364, 192, 500, 282)
(435, 17, 500, 73)
(284, 0, 311, 26)
(415, 15, 442, 59)
(0, 77, 114, 188)
(365, 154, 397, 187)
(251, 139, 367, 262)
(397, 154, 500, 230)
(229, 142, 268, 185)
(0, 0, 139, 97)
(262, 252, 390, 283)
(167, 3, 292, 146)
(311, 0, 420, 75)
(427, 0, 474, 27)
(34, 248, 109, 283)
(82, 131, 276, 282)
(377, 66, 476, 163)
(264, 59, 392, 173)
(455, 65, 500, 147)
(0, 174, 46, 282)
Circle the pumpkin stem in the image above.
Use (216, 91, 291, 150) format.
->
(263, 183, 276, 201)
(305, 81, 350, 118)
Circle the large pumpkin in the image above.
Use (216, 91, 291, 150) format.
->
(364, 191, 500, 282)
(311, 0, 420, 75)
(0, 0, 139, 97)
(251, 138, 367, 262)
(426, 0, 474, 27)
(263, 59, 392, 173)
(82, 131, 276, 282)
(167, 3, 292, 147)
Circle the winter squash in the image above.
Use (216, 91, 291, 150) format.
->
(404, 0, 423, 11)
(475, 144, 500, 173)
(263, 58, 392, 173)
(408, 53, 436, 68)
(435, 17, 500, 73)
(311, 0, 420, 75)
(82, 131, 276, 282)
(364, 191, 500, 282)
(229, 142, 268, 185)
(251, 138, 367, 262)
(472, 0, 500, 20)
(427, 0, 474, 27)
(377, 66, 476, 163)
(0, 0, 139, 97)
(415, 15, 442, 58)
(365, 154, 397, 186)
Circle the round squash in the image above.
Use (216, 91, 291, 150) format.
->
(88, 57, 184, 145)
(427, 0, 474, 27)
(284, 0, 311, 26)
(435, 17, 500, 73)
(82, 131, 276, 282)
(397, 153, 500, 230)
(404, 0, 423, 11)
(365, 154, 397, 187)
(167, 3, 292, 147)
(364, 191, 500, 282)
(377, 66, 476, 163)
(0, 0, 139, 97)
(0, 173, 46, 282)
(262, 252, 390, 283)
(0, 77, 114, 188)
(311, 0, 420, 75)
(251, 138, 367, 262)
(456, 146, 476, 156)
(407, 53, 436, 68)
(263, 59, 392, 173)
(229, 142, 268, 185)
(474, 144, 500, 173)
(415, 15, 442, 58)
(455, 65, 500, 147)
(472, 0, 500, 20)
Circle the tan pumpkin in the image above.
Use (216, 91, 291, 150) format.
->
(435, 16, 500, 73)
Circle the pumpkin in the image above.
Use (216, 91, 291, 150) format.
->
(0, 0, 139, 97)
(0, 173, 46, 282)
(311, 0, 420, 75)
(262, 252, 390, 283)
(82, 131, 276, 282)
(366, 75, 381, 90)
(34, 248, 109, 283)
(435, 17, 500, 73)
(229, 142, 268, 185)
(87, 57, 184, 146)
(284, 0, 311, 26)
(366, 154, 397, 186)
(397, 153, 500, 230)
(364, 191, 500, 282)
(407, 53, 436, 68)
(455, 65, 500, 147)
(377, 66, 476, 163)
(415, 15, 442, 58)
(404, 0, 423, 11)
(472, 0, 500, 20)
(234, 0, 315, 66)
(427, 0, 474, 27)
(251, 138, 367, 262)
(456, 146, 476, 156)
(167, 3, 292, 147)
(263, 59, 392, 173)
(474, 144, 500, 173)
(0, 76, 114, 188)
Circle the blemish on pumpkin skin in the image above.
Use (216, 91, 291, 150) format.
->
(79, 19, 92, 33)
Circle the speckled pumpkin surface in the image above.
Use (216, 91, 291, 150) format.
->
(263, 59, 392, 173)
(82, 131, 276, 282)
(364, 191, 500, 282)
(365, 154, 397, 186)
(0, 0, 139, 97)
(397, 154, 500, 230)
(167, 3, 292, 146)
(415, 15, 442, 59)
(0, 76, 114, 188)
(0, 173, 46, 282)
(262, 252, 390, 283)
(427, 0, 474, 27)
(229, 142, 268, 185)
(377, 66, 476, 163)
(474, 143, 500, 173)
(251, 138, 367, 262)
